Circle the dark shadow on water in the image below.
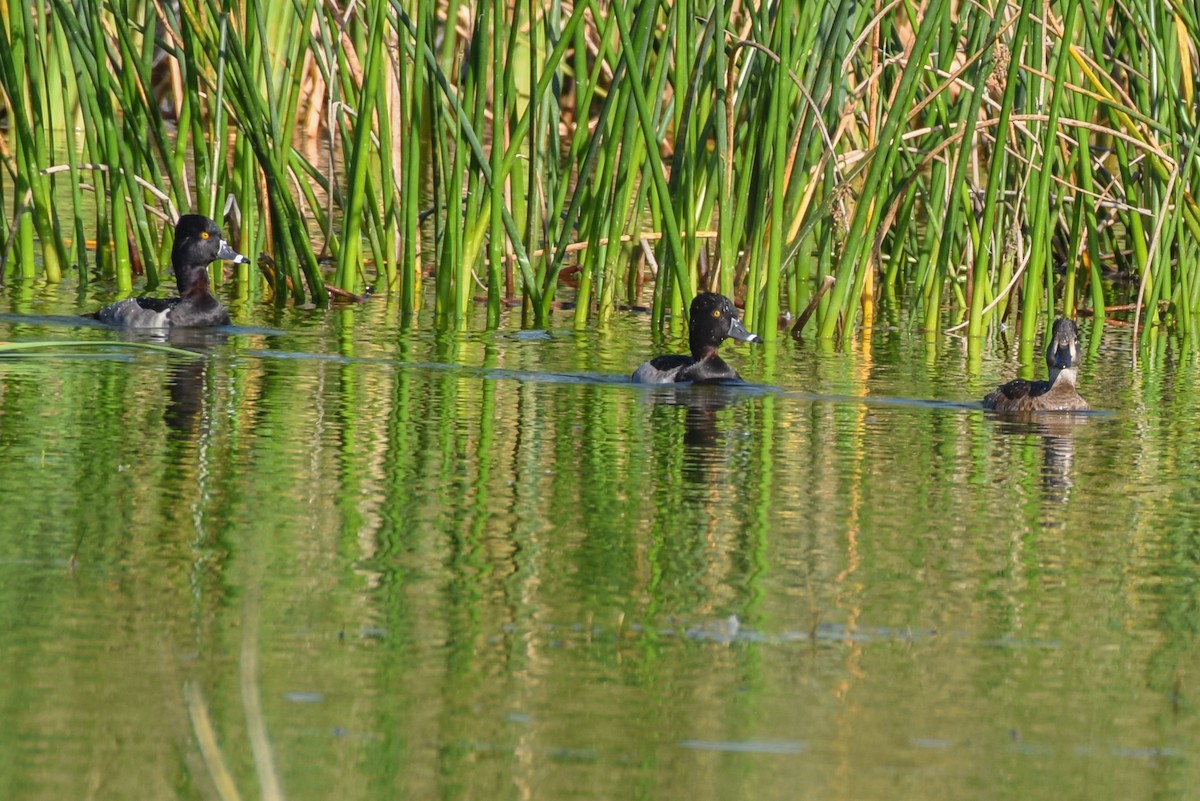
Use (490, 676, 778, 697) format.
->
(0, 312, 116, 330)
(0, 311, 286, 338)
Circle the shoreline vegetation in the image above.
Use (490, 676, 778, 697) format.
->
(0, 0, 1196, 355)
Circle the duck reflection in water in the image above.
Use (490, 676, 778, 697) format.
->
(646, 384, 754, 485)
(154, 328, 231, 437)
(992, 413, 1088, 513)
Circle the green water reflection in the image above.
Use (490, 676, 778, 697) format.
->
(0, 284, 1196, 800)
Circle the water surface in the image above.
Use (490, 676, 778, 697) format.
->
(0, 282, 1195, 800)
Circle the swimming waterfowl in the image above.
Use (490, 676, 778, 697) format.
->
(983, 317, 1089, 412)
(92, 215, 249, 328)
(632, 292, 763, 384)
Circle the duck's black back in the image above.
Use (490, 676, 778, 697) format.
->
(983, 378, 1050, 410)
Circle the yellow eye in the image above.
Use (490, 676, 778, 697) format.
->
(200, 231, 210, 240)
(712, 309, 722, 318)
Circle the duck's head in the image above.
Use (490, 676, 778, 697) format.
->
(172, 214, 250, 294)
(688, 292, 763, 357)
(1045, 317, 1081, 372)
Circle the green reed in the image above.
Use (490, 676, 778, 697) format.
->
(0, 0, 67, 282)
(1, 0, 1198, 355)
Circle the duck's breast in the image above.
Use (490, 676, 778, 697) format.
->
(168, 299, 231, 327)
(1032, 386, 1089, 411)
(983, 378, 1087, 412)
(676, 356, 742, 384)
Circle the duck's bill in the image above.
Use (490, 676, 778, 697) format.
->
(728, 316, 763, 343)
(1048, 340, 1076, 370)
(218, 239, 251, 265)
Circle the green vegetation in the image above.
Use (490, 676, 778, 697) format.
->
(0, 0, 1197, 352)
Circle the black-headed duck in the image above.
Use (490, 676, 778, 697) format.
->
(632, 292, 763, 384)
(93, 214, 249, 328)
(983, 317, 1088, 412)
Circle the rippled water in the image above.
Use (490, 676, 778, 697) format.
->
(0, 280, 1196, 800)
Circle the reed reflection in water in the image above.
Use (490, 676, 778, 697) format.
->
(0, 298, 1194, 801)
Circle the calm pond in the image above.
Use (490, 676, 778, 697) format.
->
(0, 280, 1196, 800)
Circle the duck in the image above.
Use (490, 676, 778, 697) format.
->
(982, 317, 1089, 412)
(92, 214, 249, 328)
(632, 292, 763, 384)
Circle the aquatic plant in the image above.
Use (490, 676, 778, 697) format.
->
(0, 0, 1196, 355)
